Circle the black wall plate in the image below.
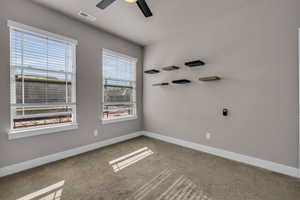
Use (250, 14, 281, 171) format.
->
(185, 60, 206, 67)
(223, 108, 228, 116)
(172, 79, 191, 84)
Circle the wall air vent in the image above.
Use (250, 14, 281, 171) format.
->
(78, 11, 96, 21)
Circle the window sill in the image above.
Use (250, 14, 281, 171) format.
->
(8, 123, 78, 140)
(102, 116, 138, 125)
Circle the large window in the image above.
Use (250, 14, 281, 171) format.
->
(8, 21, 77, 137)
(102, 49, 137, 122)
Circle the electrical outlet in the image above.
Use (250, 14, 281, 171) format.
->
(206, 132, 211, 140)
(93, 129, 98, 137)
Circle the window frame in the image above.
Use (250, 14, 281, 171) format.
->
(101, 49, 138, 124)
(7, 20, 78, 139)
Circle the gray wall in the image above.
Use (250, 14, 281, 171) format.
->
(144, 0, 300, 168)
(0, 0, 143, 168)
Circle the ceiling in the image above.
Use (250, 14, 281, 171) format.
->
(33, 0, 249, 46)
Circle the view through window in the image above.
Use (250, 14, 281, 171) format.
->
(9, 24, 77, 131)
(102, 49, 137, 121)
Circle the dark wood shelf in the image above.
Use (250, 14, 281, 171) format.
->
(152, 82, 169, 86)
(172, 79, 191, 84)
(185, 60, 205, 67)
(199, 76, 221, 81)
(161, 66, 180, 71)
(144, 69, 160, 74)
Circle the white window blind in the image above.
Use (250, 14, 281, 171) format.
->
(102, 49, 137, 120)
(9, 22, 77, 131)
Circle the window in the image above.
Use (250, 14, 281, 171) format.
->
(8, 21, 77, 138)
(102, 49, 137, 122)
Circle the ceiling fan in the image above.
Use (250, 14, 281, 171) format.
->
(96, 0, 153, 18)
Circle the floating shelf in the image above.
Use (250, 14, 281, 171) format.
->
(172, 79, 191, 84)
(185, 60, 206, 67)
(199, 76, 221, 81)
(161, 66, 180, 71)
(152, 82, 169, 87)
(144, 69, 160, 74)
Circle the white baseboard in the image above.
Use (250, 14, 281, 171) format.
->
(0, 131, 143, 177)
(1, 130, 299, 179)
(143, 131, 300, 178)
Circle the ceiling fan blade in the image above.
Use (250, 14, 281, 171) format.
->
(96, 0, 118, 9)
(136, 0, 153, 17)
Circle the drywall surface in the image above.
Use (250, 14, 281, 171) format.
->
(0, 0, 143, 167)
(143, 0, 300, 168)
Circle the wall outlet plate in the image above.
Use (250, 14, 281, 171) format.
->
(206, 132, 211, 140)
(93, 129, 98, 137)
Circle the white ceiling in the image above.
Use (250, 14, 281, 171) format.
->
(33, 0, 249, 46)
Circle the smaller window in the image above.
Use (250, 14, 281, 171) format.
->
(102, 49, 137, 122)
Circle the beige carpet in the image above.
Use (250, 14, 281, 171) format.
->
(0, 136, 299, 200)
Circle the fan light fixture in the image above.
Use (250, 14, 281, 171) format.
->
(125, 0, 138, 3)
(96, 0, 153, 18)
